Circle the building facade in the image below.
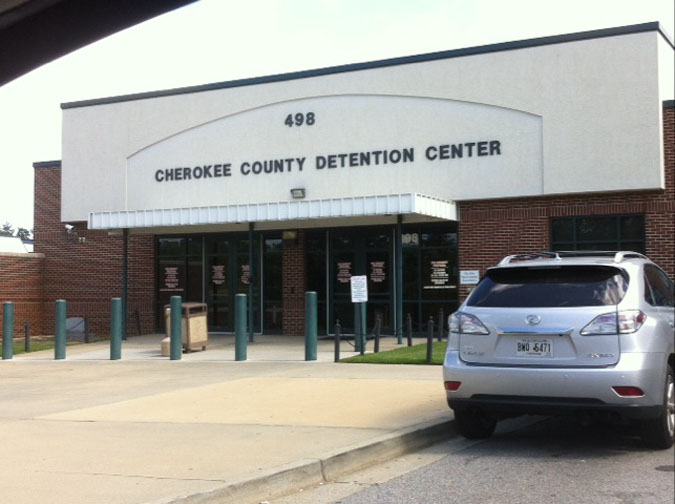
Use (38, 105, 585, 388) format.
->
(16, 23, 675, 339)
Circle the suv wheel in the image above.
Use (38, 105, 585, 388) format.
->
(454, 408, 497, 439)
(640, 365, 675, 449)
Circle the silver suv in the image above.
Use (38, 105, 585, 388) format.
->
(444, 251, 675, 448)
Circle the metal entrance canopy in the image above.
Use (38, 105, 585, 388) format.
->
(88, 193, 456, 230)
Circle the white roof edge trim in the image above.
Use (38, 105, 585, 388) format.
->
(88, 193, 456, 229)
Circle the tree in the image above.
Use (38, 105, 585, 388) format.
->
(16, 227, 32, 240)
(0, 221, 13, 236)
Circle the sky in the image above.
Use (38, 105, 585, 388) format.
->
(0, 0, 673, 233)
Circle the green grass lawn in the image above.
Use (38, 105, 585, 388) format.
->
(341, 340, 447, 365)
(6, 338, 87, 356)
(12, 341, 56, 355)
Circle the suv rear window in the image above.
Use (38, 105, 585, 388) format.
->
(467, 266, 628, 307)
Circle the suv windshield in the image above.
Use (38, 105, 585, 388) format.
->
(467, 265, 629, 307)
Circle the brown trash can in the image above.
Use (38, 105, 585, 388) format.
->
(164, 302, 208, 352)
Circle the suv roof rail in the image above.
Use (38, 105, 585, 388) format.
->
(553, 251, 648, 262)
(498, 251, 648, 266)
(612, 251, 649, 263)
(498, 252, 561, 266)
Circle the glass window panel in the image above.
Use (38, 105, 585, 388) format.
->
(332, 235, 353, 249)
(265, 238, 282, 253)
(209, 304, 229, 329)
(551, 218, 574, 242)
(420, 232, 436, 247)
(421, 249, 457, 300)
(403, 302, 419, 334)
(420, 231, 457, 247)
(334, 252, 354, 295)
(208, 255, 230, 301)
(644, 273, 656, 305)
(576, 217, 617, 241)
(551, 215, 645, 253)
(367, 252, 389, 294)
(645, 265, 675, 307)
(317, 302, 327, 335)
(367, 302, 391, 333)
(263, 301, 283, 333)
(620, 215, 645, 240)
(237, 254, 251, 294)
(157, 260, 185, 296)
(305, 233, 325, 251)
(443, 233, 458, 247)
(263, 248, 282, 301)
(208, 237, 229, 254)
(576, 242, 617, 251)
(307, 252, 326, 300)
(403, 248, 419, 299)
(400, 225, 458, 335)
(366, 233, 389, 249)
(158, 237, 185, 257)
(186, 257, 203, 302)
(187, 236, 202, 256)
(621, 241, 646, 254)
(551, 242, 574, 251)
(468, 266, 628, 307)
(237, 239, 250, 255)
(333, 302, 354, 333)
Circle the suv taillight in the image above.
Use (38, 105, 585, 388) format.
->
(580, 310, 646, 335)
(449, 312, 489, 335)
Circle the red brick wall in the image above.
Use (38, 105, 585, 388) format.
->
(282, 230, 306, 336)
(457, 103, 675, 300)
(0, 253, 45, 337)
(34, 163, 156, 337)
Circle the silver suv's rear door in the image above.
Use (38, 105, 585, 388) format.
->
(458, 305, 620, 367)
(459, 264, 627, 368)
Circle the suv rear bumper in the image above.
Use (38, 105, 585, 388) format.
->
(443, 351, 667, 419)
(447, 396, 662, 419)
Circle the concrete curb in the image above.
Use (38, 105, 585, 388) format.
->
(166, 418, 456, 504)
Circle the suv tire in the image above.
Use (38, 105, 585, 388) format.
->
(640, 364, 675, 450)
(454, 408, 497, 439)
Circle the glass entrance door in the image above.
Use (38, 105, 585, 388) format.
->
(205, 235, 257, 332)
(330, 228, 393, 334)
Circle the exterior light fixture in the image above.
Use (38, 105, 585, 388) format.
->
(290, 188, 306, 199)
(282, 230, 299, 244)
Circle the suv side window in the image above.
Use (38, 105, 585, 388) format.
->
(643, 273, 656, 305)
(644, 265, 675, 307)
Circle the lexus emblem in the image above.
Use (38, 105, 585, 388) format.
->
(526, 315, 541, 326)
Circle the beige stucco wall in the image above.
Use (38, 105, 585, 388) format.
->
(61, 29, 674, 222)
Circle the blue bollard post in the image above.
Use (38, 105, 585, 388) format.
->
(235, 294, 247, 361)
(170, 296, 182, 360)
(2, 302, 14, 360)
(55, 300, 66, 360)
(110, 298, 122, 360)
(305, 291, 317, 361)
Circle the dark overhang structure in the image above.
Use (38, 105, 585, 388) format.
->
(0, 0, 197, 86)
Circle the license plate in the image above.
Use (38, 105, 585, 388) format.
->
(516, 339, 553, 357)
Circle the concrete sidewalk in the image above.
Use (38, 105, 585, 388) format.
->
(1, 335, 454, 504)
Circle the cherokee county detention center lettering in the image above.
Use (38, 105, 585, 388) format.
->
(153, 140, 502, 183)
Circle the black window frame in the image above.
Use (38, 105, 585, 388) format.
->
(551, 214, 645, 253)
